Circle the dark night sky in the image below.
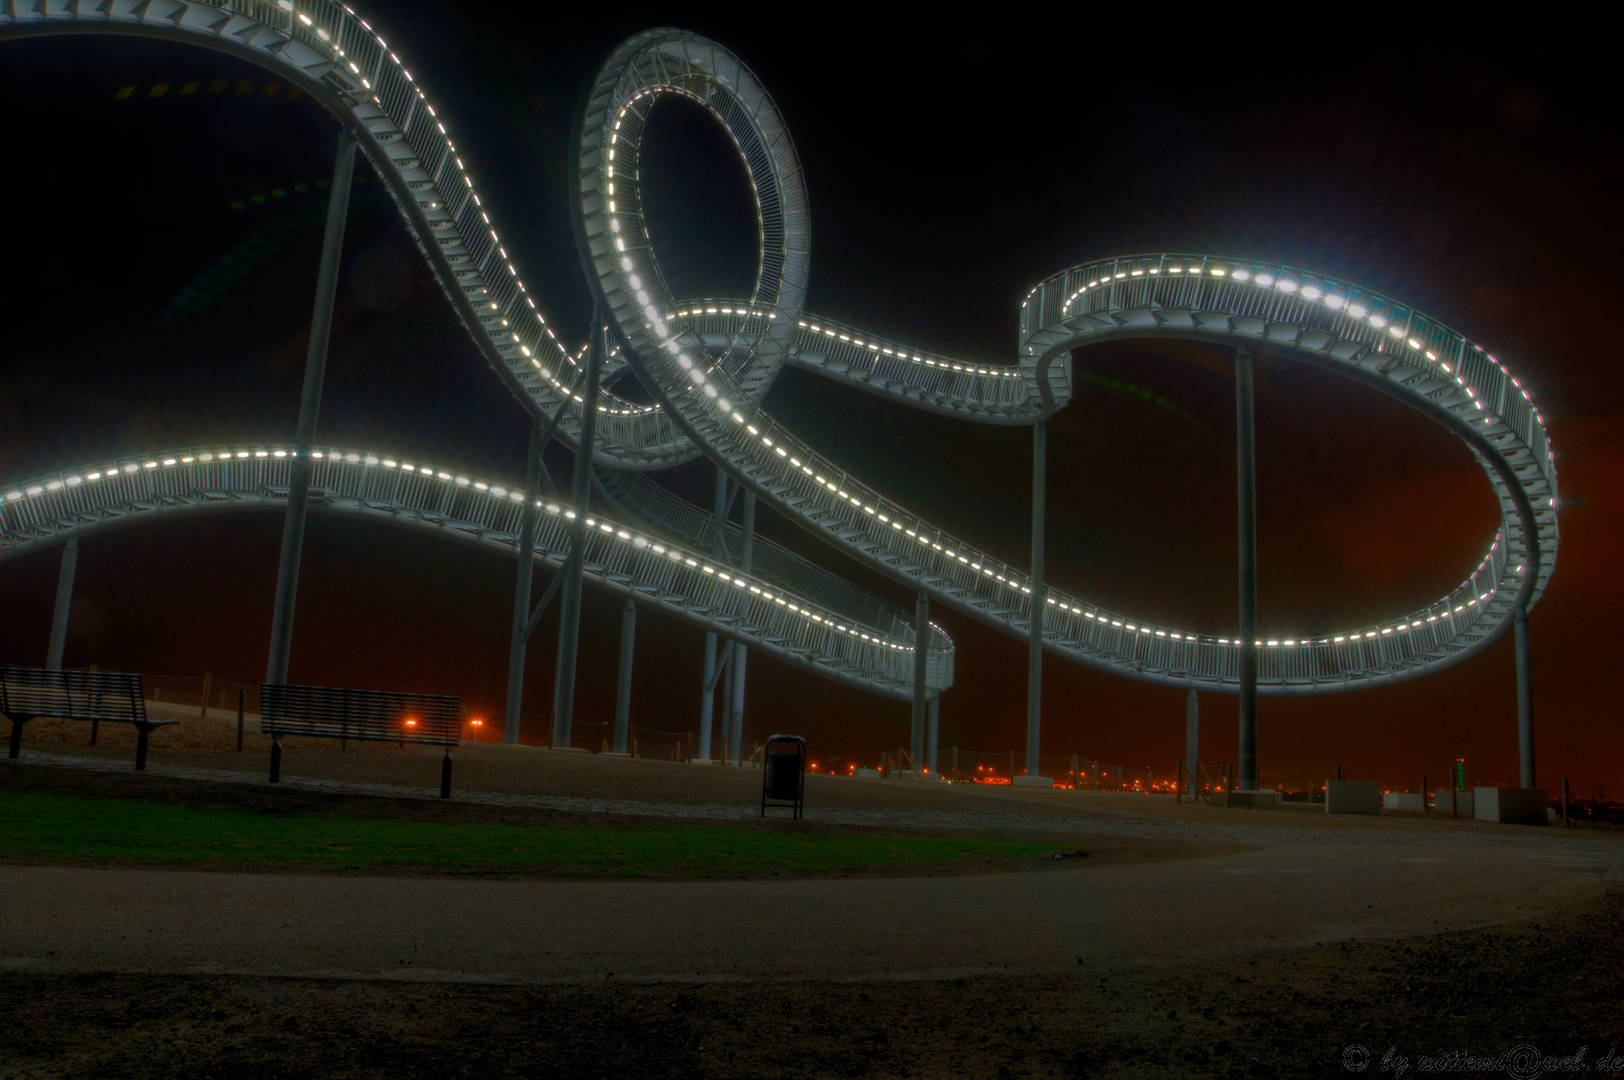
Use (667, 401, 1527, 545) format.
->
(2, 6, 1620, 789)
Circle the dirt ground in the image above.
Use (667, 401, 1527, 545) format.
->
(2, 890, 1619, 1080)
(10, 716, 1598, 843)
(13, 715, 1043, 813)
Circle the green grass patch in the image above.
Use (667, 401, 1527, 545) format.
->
(0, 790, 1061, 877)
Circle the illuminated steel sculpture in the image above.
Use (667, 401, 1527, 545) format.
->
(0, 3, 1557, 784)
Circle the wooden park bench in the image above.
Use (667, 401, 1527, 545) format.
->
(260, 683, 462, 797)
(1, 665, 173, 770)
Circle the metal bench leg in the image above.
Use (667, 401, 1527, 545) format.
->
(134, 723, 153, 771)
(441, 750, 452, 799)
(8, 718, 25, 759)
(270, 736, 282, 783)
(90, 718, 99, 746)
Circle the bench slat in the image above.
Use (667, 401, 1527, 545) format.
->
(0, 666, 147, 724)
(261, 683, 460, 747)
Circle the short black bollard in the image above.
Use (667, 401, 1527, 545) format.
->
(441, 750, 453, 799)
(269, 736, 282, 783)
(134, 723, 152, 771)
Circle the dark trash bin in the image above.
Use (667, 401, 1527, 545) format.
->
(761, 734, 806, 819)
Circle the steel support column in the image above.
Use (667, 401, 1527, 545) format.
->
(1515, 602, 1535, 789)
(911, 591, 930, 766)
(926, 697, 940, 775)
(551, 312, 605, 750)
(265, 127, 357, 686)
(1185, 689, 1199, 794)
(1235, 347, 1259, 791)
(503, 414, 544, 744)
(46, 538, 78, 670)
(721, 634, 736, 762)
(726, 491, 755, 765)
(696, 465, 728, 761)
(1027, 419, 1046, 776)
(614, 599, 636, 753)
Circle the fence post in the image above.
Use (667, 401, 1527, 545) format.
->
(199, 673, 212, 720)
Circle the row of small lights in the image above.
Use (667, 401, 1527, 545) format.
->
(2, 446, 943, 662)
(651, 318, 1507, 656)
(634, 256, 1513, 657)
(274, 11, 1535, 665)
(1054, 259, 1548, 441)
(785, 318, 1021, 380)
(646, 314, 1509, 656)
(289, 1, 662, 421)
(665, 304, 1023, 393)
(605, 86, 786, 401)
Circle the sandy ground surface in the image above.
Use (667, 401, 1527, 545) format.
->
(7, 716, 1580, 840)
(4, 731, 1622, 1078)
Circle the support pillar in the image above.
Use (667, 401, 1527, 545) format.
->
(503, 414, 544, 744)
(695, 465, 728, 761)
(46, 538, 79, 670)
(1235, 347, 1259, 791)
(726, 492, 755, 765)
(1185, 689, 1199, 794)
(1515, 602, 1535, 789)
(551, 310, 605, 750)
(1027, 419, 1046, 776)
(911, 591, 930, 766)
(926, 697, 939, 775)
(697, 634, 717, 761)
(265, 127, 358, 686)
(614, 600, 636, 754)
(721, 633, 736, 763)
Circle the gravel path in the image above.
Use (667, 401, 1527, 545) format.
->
(4, 841, 1615, 985)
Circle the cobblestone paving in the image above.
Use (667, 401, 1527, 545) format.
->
(11, 751, 1621, 867)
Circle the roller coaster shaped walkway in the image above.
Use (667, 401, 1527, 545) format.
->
(0, 3, 1558, 718)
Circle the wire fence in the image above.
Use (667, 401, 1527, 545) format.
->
(138, 673, 263, 719)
